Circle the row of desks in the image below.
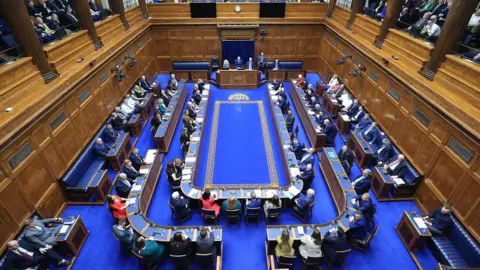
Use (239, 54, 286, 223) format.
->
(289, 81, 326, 150)
(154, 81, 189, 152)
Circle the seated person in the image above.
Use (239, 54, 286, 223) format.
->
(120, 99, 135, 117)
(246, 192, 262, 211)
(200, 191, 221, 216)
(159, 90, 170, 106)
(24, 217, 64, 248)
(169, 191, 191, 219)
(170, 232, 192, 257)
(94, 138, 110, 157)
(167, 74, 178, 91)
(315, 110, 328, 125)
(196, 79, 205, 92)
(308, 97, 320, 109)
(285, 109, 295, 132)
(183, 110, 191, 125)
(338, 145, 354, 170)
(277, 96, 289, 113)
(89, 0, 109, 21)
(197, 227, 216, 259)
(276, 87, 287, 101)
(32, 18, 54, 44)
(348, 211, 368, 241)
(103, 123, 119, 143)
(297, 74, 305, 88)
(123, 159, 142, 180)
(299, 228, 322, 260)
(350, 106, 365, 125)
(270, 79, 280, 90)
(185, 119, 197, 137)
(112, 218, 136, 247)
(294, 189, 315, 212)
(156, 99, 167, 115)
(264, 195, 282, 217)
(47, 14, 70, 37)
(299, 148, 315, 171)
(166, 162, 182, 189)
(246, 57, 254, 70)
(324, 74, 339, 90)
(346, 99, 360, 118)
(130, 147, 147, 171)
(353, 193, 374, 220)
(257, 52, 266, 72)
(289, 138, 306, 160)
(363, 122, 381, 145)
(187, 102, 198, 119)
(352, 169, 372, 195)
(222, 59, 230, 70)
(151, 112, 162, 130)
(275, 229, 295, 257)
(222, 196, 242, 212)
(115, 173, 135, 198)
(322, 227, 347, 260)
(313, 104, 323, 115)
(321, 119, 338, 145)
(422, 205, 453, 236)
(355, 114, 372, 132)
(133, 85, 147, 99)
(272, 59, 280, 70)
(133, 236, 165, 266)
(419, 19, 441, 42)
(384, 155, 407, 179)
(373, 138, 394, 166)
(375, 2, 387, 20)
(166, 86, 177, 98)
(139, 75, 156, 91)
(4, 239, 70, 269)
(115, 107, 129, 121)
(192, 89, 202, 105)
(304, 89, 313, 102)
(407, 12, 433, 35)
(234, 56, 243, 69)
(107, 194, 131, 220)
(296, 163, 314, 192)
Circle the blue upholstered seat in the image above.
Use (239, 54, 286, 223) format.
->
(431, 216, 480, 268)
(266, 61, 303, 70)
(172, 61, 210, 71)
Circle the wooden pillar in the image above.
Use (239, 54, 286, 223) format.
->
(109, 0, 129, 29)
(0, 0, 58, 82)
(420, 0, 480, 80)
(374, 0, 404, 47)
(327, 0, 337, 18)
(139, 0, 149, 18)
(71, 0, 103, 49)
(346, 0, 366, 30)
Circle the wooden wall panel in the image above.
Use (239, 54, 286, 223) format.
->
(42, 143, 66, 179)
(0, 180, 32, 230)
(15, 154, 54, 205)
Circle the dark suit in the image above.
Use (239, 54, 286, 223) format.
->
(160, 93, 170, 106)
(169, 197, 190, 220)
(351, 110, 365, 125)
(112, 117, 128, 131)
(363, 127, 381, 146)
(246, 60, 254, 70)
(353, 197, 374, 219)
(277, 91, 287, 101)
(103, 127, 118, 143)
(296, 169, 314, 192)
(94, 143, 110, 157)
(386, 159, 407, 178)
(234, 59, 243, 69)
(271, 81, 280, 90)
(192, 93, 202, 105)
(35, 4, 53, 19)
(3, 240, 64, 269)
(115, 179, 132, 198)
(257, 55, 266, 71)
(285, 114, 295, 132)
(130, 152, 146, 171)
(187, 107, 197, 119)
(349, 217, 368, 241)
(315, 114, 328, 125)
(322, 231, 347, 259)
(295, 193, 315, 210)
(151, 117, 161, 130)
(338, 149, 355, 168)
(374, 143, 393, 164)
(356, 117, 372, 132)
(139, 79, 153, 91)
(123, 166, 141, 180)
(353, 176, 371, 195)
(112, 226, 136, 246)
(170, 237, 192, 257)
(298, 153, 315, 171)
(347, 103, 360, 117)
(290, 142, 306, 160)
(197, 233, 216, 259)
(278, 98, 288, 112)
(323, 123, 337, 145)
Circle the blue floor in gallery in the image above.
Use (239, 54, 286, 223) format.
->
(62, 73, 438, 270)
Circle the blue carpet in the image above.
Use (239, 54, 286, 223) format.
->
(61, 74, 438, 270)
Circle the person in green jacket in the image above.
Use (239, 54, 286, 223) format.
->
(222, 196, 242, 211)
(132, 236, 165, 266)
(156, 99, 167, 115)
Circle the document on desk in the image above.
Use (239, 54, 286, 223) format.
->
(393, 178, 405, 186)
(210, 191, 218, 198)
(188, 189, 199, 198)
(283, 144, 290, 150)
(129, 198, 137, 204)
(297, 226, 305, 235)
(288, 185, 300, 196)
(145, 150, 156, 164)
(308, 110, 315, 115)
(131, 185, 142, 192)
(139, 168, 150, 175)
(191, 136, 200, 142)
(183, 168, 193, 176)
(265, 190, 277, 197)
(414, 217, 428, 229)
(290, 168, 300, 178)
(341, 114, 351, 122)
(59, 225, 69, 234)
(196, 118, 204, 123)
(254, 189, 262, 198)
(185, 156, 196, 163)
(183, 174, 191, 181)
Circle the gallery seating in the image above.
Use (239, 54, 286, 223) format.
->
(429, 215, 480, 269)
(171, 61, 211, 81)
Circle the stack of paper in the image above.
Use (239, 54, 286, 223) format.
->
(308, 110, 315, 115)
(284, 191, 294, 199)
(183, 168, 192, 176)
(185, 156, 196, 163)
(288, 185, 300, 196)
(188, 189, 198, 197)
(283, 144, 290, 149)
(139, 168, 149, 175)
(341, 114, 351, 121)
(145, 150, 156, 164)
(393, 178, 406, 186)
(131, 185, 142, 192)
(414, 217, 428, 229)
(297, 226, 305, 235)
(191, 137, 200, 142)
(183, 174, 191, 181)
(196, 118, 204, 123)
(129, 198, 137, 204)
(59, 225, 69, 234)
(290, 168, 300, 178)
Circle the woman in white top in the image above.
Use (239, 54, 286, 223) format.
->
(324, 74, 339, 90)
(299, 228, 322, 259)
(264, 195, 282, 216)
(222, 59, 230, 70)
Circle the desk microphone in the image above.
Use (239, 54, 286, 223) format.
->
(134, 209, 141, 215)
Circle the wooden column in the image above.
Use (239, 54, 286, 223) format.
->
(109, 0, 129, 29)
(0, 0, 58, 82)
(71, 0, 103, 49)
(374, 0, 404, 47)
(346, 0, 366, 30)
(327, 0, 337, 18)
(420, 0, 480, 80)
(139, 0, 149, 18)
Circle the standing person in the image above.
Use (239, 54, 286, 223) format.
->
(257, 52, 266, 72)
(285, 109, 295, 133)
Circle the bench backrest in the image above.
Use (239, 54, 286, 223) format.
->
(172, 61, 210, 71)
(445, 215, 480, 267)
(266, 61, 303, 70)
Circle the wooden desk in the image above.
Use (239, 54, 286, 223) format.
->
(335, 112, 351, 134)
(217, 69, 260, 89)
(54, 216, 89, 256)
(315, 80, 325, 97)
(396, 211, 431, 251)
(371, 166, 394, 200)
(323, 92, 340, 117)
(267, 69, 306, 81)
(171, 70, 210, 82)
(107, 132, 132, 170)
(139, 93, 154, 120)
(154, 82, 188, 152)
(289, 81, 326, 150)
(128, 113, 142, 137)
(347, 130, 374, 168)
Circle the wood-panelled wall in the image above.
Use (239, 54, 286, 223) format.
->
(318, 29, 480, 241)
(153, 25, 324, 73)
(0, 29, 157, 253)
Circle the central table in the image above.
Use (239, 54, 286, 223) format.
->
(216, 69, 260, 89)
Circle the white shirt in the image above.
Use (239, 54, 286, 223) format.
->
(353, 176, 365, 185)
(364, 124, 375, 135)
(388, 160, 400, 170)
(328, 78, 338, 87)
(377, 143, 389, 154)
(422, 23, 441, 37)
(468, 14, 480, 27)
(13, 247, 34, 258)
(352, 110, 363, 121)
(121, 179, 131, 188)
(121, 103, 133, 114)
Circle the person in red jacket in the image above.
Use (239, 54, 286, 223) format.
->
(107, 195, 131, 219)
(297, 74, 305, 88)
